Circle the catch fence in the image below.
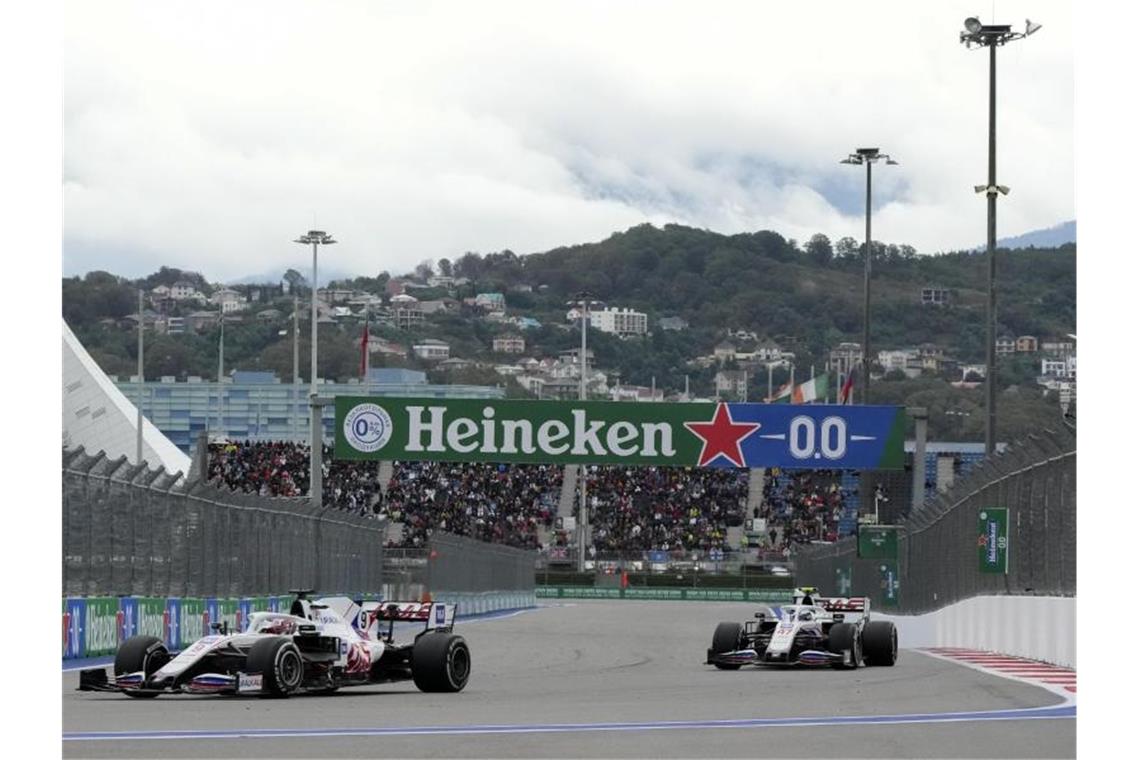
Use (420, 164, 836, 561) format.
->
(791, 427, 1075, 614)
(63, 447, 386, 598)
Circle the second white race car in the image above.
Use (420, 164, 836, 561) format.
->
(706, 586, 897, 670)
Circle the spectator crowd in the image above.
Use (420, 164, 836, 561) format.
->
(207, 442, 561, 550)
(385, 461, 561, 549)
(756, 468, 855, 555)
(562, 465, 749, 554)
(207, 442, 859, 556)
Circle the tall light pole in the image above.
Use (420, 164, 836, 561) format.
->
(960, 17, 1041, 455)
(295, 230, 336, 502)
(136, 289, 144, 465)
(217, 315, 225, 437)
(570, 291, 597, 572)
(841, 148, 898, 404)
(292, 294, 300, 442)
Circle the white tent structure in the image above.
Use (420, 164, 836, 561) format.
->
(62, 319, 190, 477)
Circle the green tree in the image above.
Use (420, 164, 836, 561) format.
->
(805, 233, 833, 265)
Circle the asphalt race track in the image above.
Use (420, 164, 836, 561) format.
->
(62, 600, 1075, 758)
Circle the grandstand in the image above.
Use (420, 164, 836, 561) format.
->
(201, 435, 989, 556)
(905, 441, 1005, 501)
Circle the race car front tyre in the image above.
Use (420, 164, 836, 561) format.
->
(827, 623, 861, 669)
(711, 622, 744, 670)
(114, 635, 170, 698)
(861, 621, 898, 666)
(412, 633, 471, 692)
(247, 637, 304, 697)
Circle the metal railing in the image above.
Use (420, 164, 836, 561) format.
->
(791, 427, 1075, 614)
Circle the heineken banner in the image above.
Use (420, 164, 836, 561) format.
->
(335, 397, 906, 469)
(878, 561, 900, 608)
(978, 507, 1010, 574)
(858, 525, 900, 559)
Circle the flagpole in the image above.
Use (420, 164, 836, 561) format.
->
(767, 363, 773, 403)
(363, 306, 371, 396)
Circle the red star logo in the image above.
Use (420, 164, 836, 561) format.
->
(683, 403, 761, 467)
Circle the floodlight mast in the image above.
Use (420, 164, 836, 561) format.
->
(839, 148, 898, 404)
(294, 229, 337, 507)
(959, 16, 1040, 456)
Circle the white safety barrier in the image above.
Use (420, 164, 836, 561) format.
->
(430, 591, 537, 617)
(873, 595, 1075, 668)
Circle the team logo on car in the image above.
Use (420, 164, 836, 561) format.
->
(343, 403, 393, 453)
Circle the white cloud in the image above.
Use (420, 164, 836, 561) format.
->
(64, 0, 1073, 280)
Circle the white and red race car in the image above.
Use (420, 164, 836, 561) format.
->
(78, 591, 470, 697)
(706, 586, 897, 669)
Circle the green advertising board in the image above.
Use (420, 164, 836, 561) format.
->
(85, 596, 118, 657)
(978, 507, 1010, 574)
(217, 598, 240, 632)
(180, 598, 206, 647)
(137, 597, 166, 641)
(877, 561, 900, 608)
(334, 397, 906, 470)
(857, 525, 900, 559)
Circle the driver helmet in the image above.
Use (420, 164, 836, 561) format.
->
(797, 609, 814, 622)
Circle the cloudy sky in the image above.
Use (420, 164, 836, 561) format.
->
(63, 0, 1073, 282)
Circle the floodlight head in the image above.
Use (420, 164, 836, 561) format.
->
(964, 17, 983, 34)
(856, 147, 880, 158)
(840, 157, 859, 165)
(974, 185, 988, 193)
(885, 158, 899, 166)
(996, 185, 1010, 195)
(1025, 19, 1042, 36)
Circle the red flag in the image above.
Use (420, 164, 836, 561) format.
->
(359, 320, 370, 377)
(839, 367, 856, 404)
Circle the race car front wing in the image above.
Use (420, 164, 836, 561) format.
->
(705, 647, 857, 667)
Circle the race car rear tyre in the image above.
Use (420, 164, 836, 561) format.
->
(114, 635, 170, 699)
(247, 637, 304, 697)
(827, 623, 861, 669)
(711, 622, 744, 670)
(861, 621, 898, 666)
(412, 633, 471, 692)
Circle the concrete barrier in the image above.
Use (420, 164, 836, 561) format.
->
(430, 591, 537, 617)
(874, 595, 1075, 668)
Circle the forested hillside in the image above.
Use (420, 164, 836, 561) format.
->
(62, 224, 1075, 441)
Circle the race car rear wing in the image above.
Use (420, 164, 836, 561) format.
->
(358, 601, 456, 642)
(821, 597, 870, 618)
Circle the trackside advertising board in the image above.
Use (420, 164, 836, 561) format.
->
(857, 525, 900, 559)
(335, 398, 906, 470)
(63, 595, 347, 659)
(978, 507, 1010, 574)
